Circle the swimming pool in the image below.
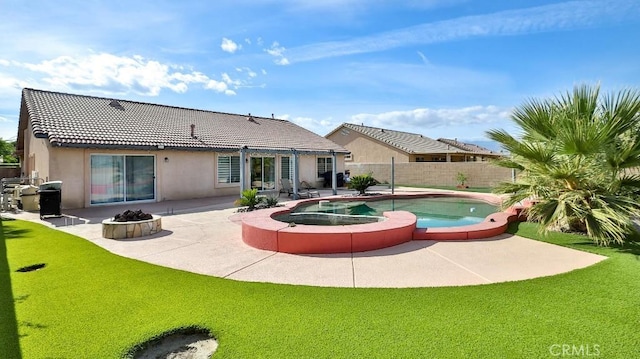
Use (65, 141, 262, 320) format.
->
(242, 192, 516, 254)
(276, 197, 498, 228)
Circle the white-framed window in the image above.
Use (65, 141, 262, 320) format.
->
(317, 157, 333, 177)
(90, 154, 155, 205)
(217, 155, 241, 184)
(280, 156, 293, 180)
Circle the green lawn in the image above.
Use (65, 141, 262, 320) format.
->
(2, 219, 639, 358)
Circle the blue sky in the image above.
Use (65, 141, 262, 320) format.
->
(1, 0, 639, 150)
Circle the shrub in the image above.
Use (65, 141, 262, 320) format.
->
(264, 195, 279, 207)
(348, 173, 379, 195)
(234, 188, 264, 211)
(456, 172, 468, 188)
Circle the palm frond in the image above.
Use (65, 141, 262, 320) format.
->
(488, 83, 640, 245)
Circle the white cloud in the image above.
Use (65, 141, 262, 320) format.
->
(416, 51, 430, 65)
(285, 0, 640, 63)
(280, 114, 335, 134)
(221, 37, 241, 53)
(205, 80, 236, 96)
(275, 58, 290, 66)
(221, 70, 265, 90)
(221, 73, 241, 86)
(0, 73, 28, 93)
(0, 113, 18, 140)
(9, 53, 235, 96)
(265, 42, 290, 65)
(350, 105, 511, 130)
(235, 67, 257, 78)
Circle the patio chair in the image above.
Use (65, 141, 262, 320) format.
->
(280, 178, 320, 198)
(299, 180, 316, 190)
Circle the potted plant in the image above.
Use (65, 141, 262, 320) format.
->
(456, 172, 469, 189)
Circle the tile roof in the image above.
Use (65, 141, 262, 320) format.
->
(437, 138, 499, 156)
(337, 123, 467, 154)
(19, 88, 348, 154)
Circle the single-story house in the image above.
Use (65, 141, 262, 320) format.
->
(436, 137, 500, 160)
(16, 88, 349, 209)
(325, 123, 501, 163)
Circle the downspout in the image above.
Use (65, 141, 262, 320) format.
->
(292, 149, 299, 199)
(239, 146, 247, 196)
(331, 150, 337, 195)
(391, 156, 395, 194)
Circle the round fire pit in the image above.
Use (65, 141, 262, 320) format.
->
(102, 210, 162, 239)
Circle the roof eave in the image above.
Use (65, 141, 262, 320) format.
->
(51, 142, 350, 155)
(52, 142, 239, 152)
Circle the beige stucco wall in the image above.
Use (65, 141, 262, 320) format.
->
(297, 156, 318, 184)
(159, 151, 218, 200)
(49, 147, 85, 209)
(24, 125, 50, 181)
(327, 129, 410, 163)
(346, 162, 514, 188)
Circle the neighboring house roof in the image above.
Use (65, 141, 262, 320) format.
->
(329, 123, 471, 154)
(17, 88, 348, 154)
(437, 138, 500, 156)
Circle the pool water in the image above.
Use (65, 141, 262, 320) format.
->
(416, 216, 484, 228)
(282, 197, 498, 228)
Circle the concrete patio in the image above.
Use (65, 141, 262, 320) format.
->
(5, 189, 607, 288)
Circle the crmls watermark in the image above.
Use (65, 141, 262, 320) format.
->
(549, 344, 601, 357)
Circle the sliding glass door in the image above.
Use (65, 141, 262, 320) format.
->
(250, 157, 275, 190)
(125, 156, 155, 201)
(91, 155, 155, 204)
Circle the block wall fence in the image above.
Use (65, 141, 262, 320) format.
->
(346, 162, 515, 188)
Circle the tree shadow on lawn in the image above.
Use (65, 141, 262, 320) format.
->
(0, 219, 23, 359)
(507, 221, 640, 257)
(609, 237, 640, 257)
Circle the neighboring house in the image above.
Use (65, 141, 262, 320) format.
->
(16, 88, 348, 209)
(326, 123, 501, 163)
(436, 138, 500, 161)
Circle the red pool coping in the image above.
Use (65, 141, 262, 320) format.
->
(241, 192, 524, 254)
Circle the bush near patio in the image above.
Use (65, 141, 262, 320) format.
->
(234, 188, 280, 212)
(2, 218, 640, 358)
(487, 84, 640, 246)
(347, 173, 379, 195)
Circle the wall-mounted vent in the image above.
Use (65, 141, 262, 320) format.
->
(109, 100, 125, 111)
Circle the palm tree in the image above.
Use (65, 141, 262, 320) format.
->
(487, 84, 640, 245)
(234, 188, 264, 211)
